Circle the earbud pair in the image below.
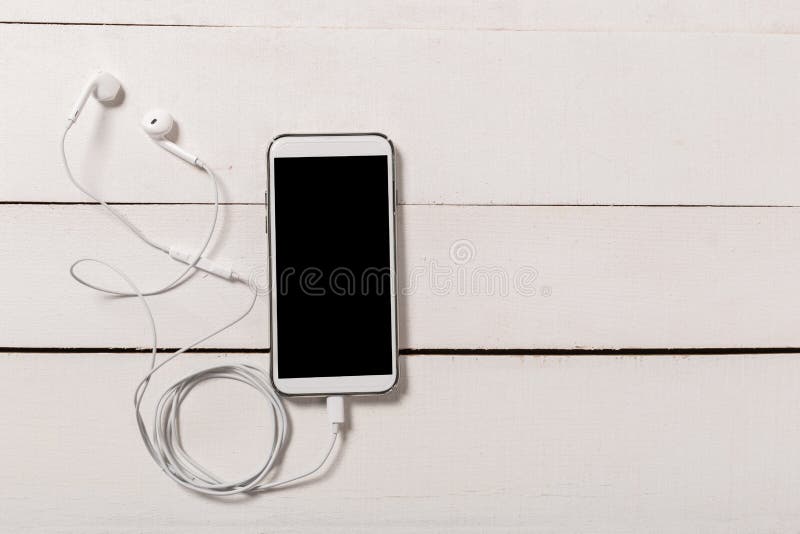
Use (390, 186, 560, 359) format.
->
(68, 71, 200, 167)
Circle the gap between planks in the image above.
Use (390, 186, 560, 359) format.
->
(3, 347, 800, 355)
(5, 20, 800, 36)
(4, 202, 800, 208)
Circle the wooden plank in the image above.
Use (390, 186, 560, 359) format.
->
(4, 203, 800, 350)
(1, 204, 269, 349)
(402, 205, 800, 349)
(5, 25, 800, 206)
(1, 353, 799, 532)
(4, 1, 800, 33)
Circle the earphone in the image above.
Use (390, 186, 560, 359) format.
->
(61, 70, 343, 496)
(65, 72, 237, 287)
(68, 71, 122, 123)
(141, 109, 201, 166)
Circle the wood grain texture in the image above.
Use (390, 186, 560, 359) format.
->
(3, 4, 800, 531)
(0, 204, 268, 349)
(6, 25, 800, 205)
(1, 353, 799, 533)
(4, 203, 800, 350)
(4, 1, 800, 33)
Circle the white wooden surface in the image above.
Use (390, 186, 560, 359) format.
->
(6, 25, 800, 205)
(2, 353, 800, 533)
(3, 1, 800, 531)
(4, 204, 800, 350)
(6, 1, 800, 32)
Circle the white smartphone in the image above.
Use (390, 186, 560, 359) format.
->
(267, 134, 398, 396)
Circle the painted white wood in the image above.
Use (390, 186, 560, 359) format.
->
(6, 25, 800, 205)
(1, 353, 799, 533)
(4, 203, 800, 350)
(5, 1, 800, 33)
(0, 204, 269, 349)
(400, 205, 800, 350)
(3, 5, 800, 530)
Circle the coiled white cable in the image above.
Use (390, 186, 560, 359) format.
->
(61, 120, 342, 496)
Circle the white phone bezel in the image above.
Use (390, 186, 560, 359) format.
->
(267, 134, 398, 396)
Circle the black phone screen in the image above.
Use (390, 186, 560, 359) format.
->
(272, 155, 393, 378)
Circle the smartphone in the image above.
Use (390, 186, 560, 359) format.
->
(267, 134, 398, 396)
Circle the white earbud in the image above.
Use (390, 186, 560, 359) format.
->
(68, 71, 122, 123)
(141, 109, 201, 167)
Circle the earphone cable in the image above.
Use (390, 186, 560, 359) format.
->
(61, 117, 341, 496)
(81, 258, 340, 495)
(61, 120, 220, 296)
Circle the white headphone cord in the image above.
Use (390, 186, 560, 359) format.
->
(80, 259, 340, 495)
(61, 119, 220, 296)
(61, 120, 343, 496)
